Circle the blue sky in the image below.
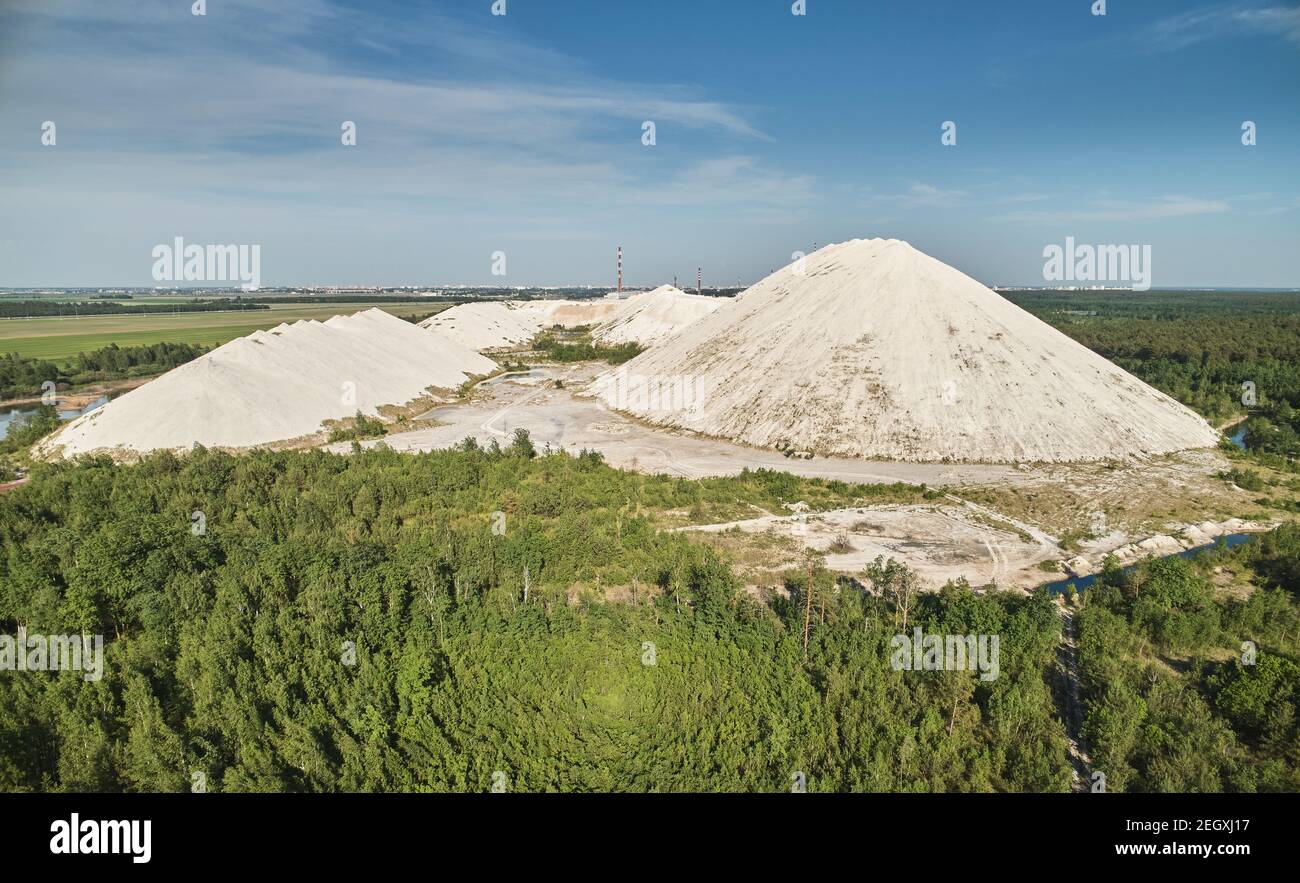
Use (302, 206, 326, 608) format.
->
(0, 0, 1297, 287)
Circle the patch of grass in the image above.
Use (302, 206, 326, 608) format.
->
(1218, 467, 1266, 492)
(325, 411, 388, 443)
(533, 332, 643, 365)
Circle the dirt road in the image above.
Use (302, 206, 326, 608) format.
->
(1057, 607, 1093, 792)
(343, 366, 1027, 488)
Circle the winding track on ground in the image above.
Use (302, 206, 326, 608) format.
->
(1058, 607, 1093, 792)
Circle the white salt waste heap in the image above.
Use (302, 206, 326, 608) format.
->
(41, 308, 496, 457)
(590, 239, 1219, 463)
(593, 285, 724, 348)
(419, 302, 545, 351)
(513, 298, 624, 329)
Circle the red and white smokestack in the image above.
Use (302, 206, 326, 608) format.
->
(697, 267, 702, 295)
(617, 246, 622, 292)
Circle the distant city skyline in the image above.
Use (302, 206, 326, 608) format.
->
(1, 0, 1297, 288)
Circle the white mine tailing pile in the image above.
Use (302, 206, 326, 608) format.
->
(40, 308, 496, 457)
(418, 302, 546, 351)
(589, 238, 1220, 463)
(592, 285, 725, 348)
(512, 298, 625, 329)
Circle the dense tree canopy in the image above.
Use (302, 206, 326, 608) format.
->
(0, 343, 211, 398)
(3, 286, 1298, 792)
(0, 444, 1069, 792)
(0, 299, 266, 319)
(1005, 290, 1300, 458)
(1076, 528, 1300, 792)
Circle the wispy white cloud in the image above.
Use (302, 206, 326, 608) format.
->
(992, 192, 1053, 205)
(876, 183, 969, 209)
(1243, 195, 1300, 215)
(863, 182, 1061, 217)
(866, 181, 1052, 211)
(993, 195, 1231, 223)
(1143, 3, 1300, 51)
(0, 0, 768, 154)
(630, 157, 815, 208)
(0, 0, 811, 284)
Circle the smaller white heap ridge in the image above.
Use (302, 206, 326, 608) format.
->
(592, 285, 724, 348)
(41, 308, 496, 457)
(418, 302, 547, 351)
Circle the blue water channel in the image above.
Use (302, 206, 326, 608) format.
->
(0, 396, 109, 441)
(1039, 532, 1256, 594)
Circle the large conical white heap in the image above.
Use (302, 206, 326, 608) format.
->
(589, 239, 1219, 463)
(593, 285, 724, 347)
(41, 308, 496, 457)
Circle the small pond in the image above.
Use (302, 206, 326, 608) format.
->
(0, 396, 110, 441)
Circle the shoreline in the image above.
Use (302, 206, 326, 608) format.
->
(0, 375, 156, 410)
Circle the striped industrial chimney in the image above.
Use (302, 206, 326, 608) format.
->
(696, 267, 702, 295)
(617, 246, 622, 292)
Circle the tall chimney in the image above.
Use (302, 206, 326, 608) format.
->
(697, 267, 702, 295)
(617, 246, 622, 292)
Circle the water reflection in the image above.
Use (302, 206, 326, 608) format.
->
(0, 395, 110, 440)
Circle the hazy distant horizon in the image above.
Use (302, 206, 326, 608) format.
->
(4, 283, 1300, 294)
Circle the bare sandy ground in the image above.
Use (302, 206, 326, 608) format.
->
(334, 364, 1021, 487)
(338, 364, 1272, 592)
(677, 501, 1273, 592)
(677, 503, 1057, 590)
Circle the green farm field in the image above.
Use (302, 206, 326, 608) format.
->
(0, 302, 450, 362)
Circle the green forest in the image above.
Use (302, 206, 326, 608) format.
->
(0, 443, 1068, 792)
(0, 342, 211, 400)
(0, 299, 268, 319)
(1004, 290, 1300, 461)
(1075, 526, 1300, 792)
(0, 405, 61, 482)
(1, 288, 1298, 793)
